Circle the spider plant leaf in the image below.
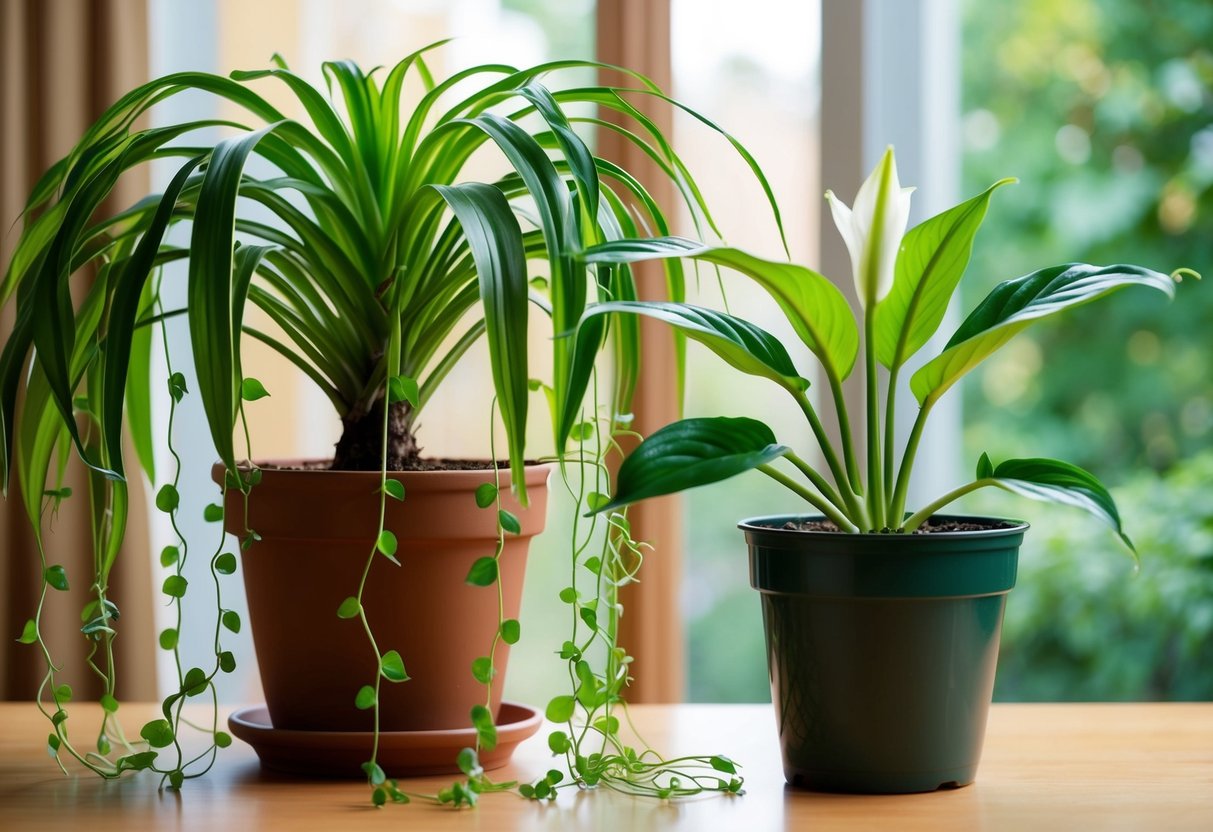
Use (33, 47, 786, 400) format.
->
(433, 183, 529, 504)
(910, 263, 1175, 406)
(598, 417, 789, 512)
(875, 178, 1015, 369)
(102, 156, 204, 478)
(188, 124, 287, 478)
(985, 456, 1134, 555)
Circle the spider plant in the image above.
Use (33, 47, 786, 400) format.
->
(0, 42, 783, 785)
(1, 41, 789, 532)
(570, 148, 1194, 547)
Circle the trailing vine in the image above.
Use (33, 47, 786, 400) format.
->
(521, 375, 745, 800)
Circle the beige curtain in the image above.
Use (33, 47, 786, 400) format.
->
(1, 0, 155, 701)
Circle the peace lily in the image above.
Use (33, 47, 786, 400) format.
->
(825, 146, 914, 309)
(573, 148, 1189, 547)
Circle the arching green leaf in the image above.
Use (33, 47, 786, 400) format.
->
(911, 263, 1175, 405)
(987, 456, 1134, 555)
(875, 178, 1015, 369)
(600, 417, 789, 512)
(576, 301, 808, 394)
(579, 239, 858, 384)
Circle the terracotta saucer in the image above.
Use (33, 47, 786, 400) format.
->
(228, 701, 542, 778)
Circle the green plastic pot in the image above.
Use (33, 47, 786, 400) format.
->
(741, 514, 1027, 794)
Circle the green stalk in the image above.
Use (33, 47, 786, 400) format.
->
(889, 397, 935, 525)
(864, 310, 885, 529)
(791, 389, 865, 524)
(784, 450, 849, 516)
(827, 371, 864, 496)
(902, 478, 993, 531)
(883, 364, 899, 516)
(757, 464, 859, 532)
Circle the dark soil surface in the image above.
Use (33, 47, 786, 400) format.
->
(267, 459, 525, 472)
(778, 518, 1019, 534)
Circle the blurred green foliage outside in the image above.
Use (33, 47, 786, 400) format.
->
(962, 0, 1212, 700)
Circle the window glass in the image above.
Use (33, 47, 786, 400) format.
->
(961, 0, 1213, 700)
(671, 0, 822, 702)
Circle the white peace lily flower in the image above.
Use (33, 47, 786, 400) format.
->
(825, 146, 915, 309)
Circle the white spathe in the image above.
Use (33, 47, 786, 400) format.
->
(825, 146, 914, 309)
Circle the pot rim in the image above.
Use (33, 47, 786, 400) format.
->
(738, 513, 1029, 538)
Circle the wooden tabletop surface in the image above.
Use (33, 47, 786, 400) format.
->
(0, 702, 1210, 830)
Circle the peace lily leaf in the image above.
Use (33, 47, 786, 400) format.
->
(911, 263, 1176, 406)
(875, 178, 1015, 369)
(825, 146, 914, 309)
(579, 239, 858, 383)
(576, 301, 808, 394)
(986, 456, 1134, 554)
(600, 417, 790, 512)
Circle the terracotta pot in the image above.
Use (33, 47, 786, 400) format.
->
(213, 461, 552, 732)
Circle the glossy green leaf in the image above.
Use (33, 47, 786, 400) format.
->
(100, 693, 119, 713)
(875, 178, 1015, 369)
(17, 619, 38, 645)
(386, 375, 419, 406)
(576, 301, 808, 394)
(500, 618, 521, 645)
(471, 656, 495, 683)
(579, 240, 858, 383)
(221, 610, 241, 634)
(470, 704, 497, 750)
(987, 456, 1135, 554)
(376, 530, 397, 557)
(474, 482, 498, 508)
(911, 263, 1175, 405)
(498, 508, 521, 534)
(362, 760, 386, 786)
(214, 553, 237, 575)
(337, 597, 361, 619)
(159, 628, 178, 650)
(545, 695, 575, 723)
(183, 666, 208, 696)
(140, 719, 175, 748)
(155, 484, 179, 513)
(44, 565, 69, 591)
(466, 556, 498, 586)
(380, 650, 408, 682)
(382, 480, 405, 501)
(600, 417, 789, 512)
(240, 377, 270, 401)
(355, 685, 376, 710)
(219, 651, 236, 673)
(215, 731, 232, 748)
(162, 575, 188, 598)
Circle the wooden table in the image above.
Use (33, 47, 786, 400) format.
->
(1, 703, 1210, 830)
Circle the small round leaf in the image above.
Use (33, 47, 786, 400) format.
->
(155, 484, 180, 513)
(500, 618, 521, 645)
(214, 553, 237, 575)
(44, 565, 69, 591)
(240, 377, 270, 401)
(474, 483, 498, 509)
